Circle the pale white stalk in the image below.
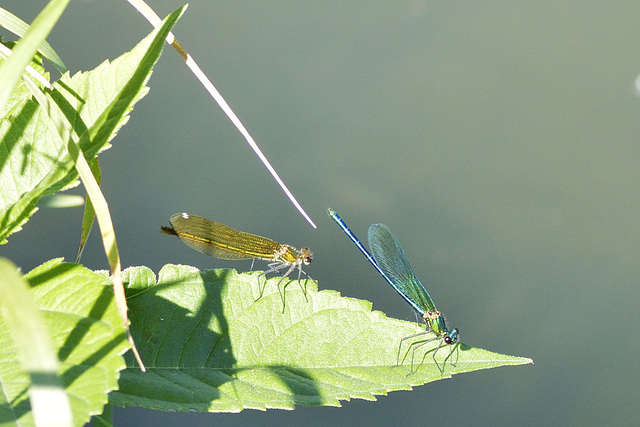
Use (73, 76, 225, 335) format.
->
(127, 1, 317, 228)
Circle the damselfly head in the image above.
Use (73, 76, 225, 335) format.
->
(300, 248, 313, 265)
(444, 327, 460, 344)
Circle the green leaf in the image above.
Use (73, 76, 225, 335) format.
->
(0, 6, 183, 244)
(112, 265, 532, 412)
(0, 0, 69, 111)
(0, 5, 68, 73)
(0, 259, 129, 426)
(0, 257, 72, 427)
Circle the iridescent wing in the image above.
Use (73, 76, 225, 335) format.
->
(368, 224, 437, 315)
(166, 213, 284, 261)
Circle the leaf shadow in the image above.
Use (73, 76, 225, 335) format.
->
(264, 366, 324, 406)
(122, 267, 237, 402)
(26, 262, 115, 367)
(0, 98, 38, 173)
(57, 284, 115, 362)
(26, 261, 130, 389)
(115, 266, 328, 408)
(0, 386, 30, 425)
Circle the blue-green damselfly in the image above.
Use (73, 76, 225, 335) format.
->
(327, 208, 459, 372)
